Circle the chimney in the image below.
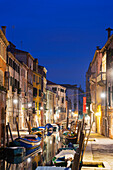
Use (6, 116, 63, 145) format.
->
(96, 46, 100, 50)
(1, 26, 6, 36)
(106, 27, 113, 39)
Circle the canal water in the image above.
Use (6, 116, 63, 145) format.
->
(0, 132, 62, 170)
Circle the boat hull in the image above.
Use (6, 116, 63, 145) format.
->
(13, 137, 41, 149)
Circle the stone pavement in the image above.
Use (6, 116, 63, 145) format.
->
(83, 132, 113, 170)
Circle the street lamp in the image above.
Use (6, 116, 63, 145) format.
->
(40, 106, 43, 110)
(100, 92, 106, 98)
(86, 106, 88, 110)
(28, 103, 32, 108)
(13, 99, 18, 104)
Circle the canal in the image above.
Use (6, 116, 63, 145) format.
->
(0, 132, 62, 170)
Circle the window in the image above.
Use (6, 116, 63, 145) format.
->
(39, 89, 41, 97)
(112, 86, 113, 105)
(39, 103, 41, 110)
(0, 70, 3, 86)
(62, 97, 64, 103)
(100, 63, 102, 72)
(9, 58, 13, 67)
(61, 89, 64, 93)
(108, 87, 111, 106)
(17, 80, 19, 89)
(33, 87, 37, 97)
(10, 77, 12, 86)
(15, 63, 17, 72)
(36, 76, 38, 84)
(52, 87, 57, 92)
(58, 96, 60, 100)
(18, 66, 20, 74)
(33, 75, 35, 82)
(39, 77, 41, 84)
(15, 79, 17, 88)
(13, 61, 15, 70)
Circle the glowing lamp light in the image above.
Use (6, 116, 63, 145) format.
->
(69, 110, 71, 112)
(28, 103, 32, 108)
(100, 92, 106, 98)
(40, 107, 43, 110)
(95, 112, 101, 117)
(86, 106, 88, 110)
(27, 158, 31, 163)
(13, 99, 18, 104)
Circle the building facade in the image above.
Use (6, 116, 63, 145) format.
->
(33, 59, 42, 127)
(61, 84, 84, 120)
(6, 51, 22, 130)
(86, 63, 91, 115)
(0, 26, 9, 146)
(47, 80, 66, 122)
(88, 29, 113, 138)
(38, 65, 47, 126)
(20, 62, 28, 129)
(8, 43, 34, 127)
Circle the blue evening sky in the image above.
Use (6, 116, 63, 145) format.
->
(1, 0, 113, 90)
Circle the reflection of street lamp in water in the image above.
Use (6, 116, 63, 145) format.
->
(13, 99, 18, 128)
(28, 103, 32, 122)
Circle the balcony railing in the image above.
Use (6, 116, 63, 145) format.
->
(97, 72, 106, 86)
(90, 72, 96, 84)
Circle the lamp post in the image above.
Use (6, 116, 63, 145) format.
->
(28, 102, 32, 123)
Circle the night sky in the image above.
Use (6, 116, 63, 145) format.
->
(1, 0, 113, 90)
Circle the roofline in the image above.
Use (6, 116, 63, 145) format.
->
(39, 65, 47, 73)
(8, 51, 22, 65)
(47, 84, 66, 90)
(101, 34, 113, 53)
(14, 48, 34, 61)
(0, 29, 9, 46)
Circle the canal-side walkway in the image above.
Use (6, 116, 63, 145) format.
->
(83, 132, 113, 170)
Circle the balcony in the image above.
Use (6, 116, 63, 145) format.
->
(90, 72, 96, 84)
(97, 72, 106, 86)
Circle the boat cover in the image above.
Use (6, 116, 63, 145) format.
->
(36, 167, 71, 170)
(55, 150, 76, 160)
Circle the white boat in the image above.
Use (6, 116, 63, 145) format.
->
(52, 149, 76, 167)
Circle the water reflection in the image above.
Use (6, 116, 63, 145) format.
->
(0, 132, 60, 170)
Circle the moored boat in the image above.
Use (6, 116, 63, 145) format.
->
(65, 135, 77, 144)
(13, 135, 41, 149)
(31, 127, 42, 137)
(52, 149, 76, 167)
(45, 123, 53, 131)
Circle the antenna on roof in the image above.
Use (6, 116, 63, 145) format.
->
(106, 27, 113, 39)
(20, 40, 23, 49)
(12, 25, 15, 41)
